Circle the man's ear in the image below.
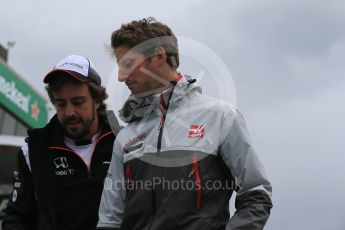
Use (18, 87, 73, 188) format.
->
(95, 101, 100, 110)
(153, 47, 167, 67)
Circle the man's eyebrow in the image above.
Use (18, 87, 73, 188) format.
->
(71, 96, 86, 100)
(54, 96, 86, 101)
(117, 59, 125, 64)
(118, 57, 133, 63)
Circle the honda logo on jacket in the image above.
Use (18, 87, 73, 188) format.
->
(54, 157, 69, 169)
(54, 157, 74, 176)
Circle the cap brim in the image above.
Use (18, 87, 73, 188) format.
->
(43, 69, 89, 84)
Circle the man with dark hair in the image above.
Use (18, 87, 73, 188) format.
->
(98, 18, 272, 230)
(2, 55, 119, 230)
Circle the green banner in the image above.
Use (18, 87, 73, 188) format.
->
(0, 59, 48, 128)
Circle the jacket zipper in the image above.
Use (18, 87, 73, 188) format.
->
(157, 116, 165, 152)
(150, 92, 174, 229)
(149, 96, 168, 230)
(146, 190, 156, 230)
(192, 156, 202, 209)
(157, 90, 173, 152)
(148, 116, 164, 230)
(88, 131, 113, 178)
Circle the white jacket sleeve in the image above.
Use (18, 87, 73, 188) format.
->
(219, 109, 273, 230)
(97, 138, 126, 229)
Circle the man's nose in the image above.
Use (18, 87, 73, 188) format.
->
(118, 68, 129, 82)
(64, 104, 76, 116)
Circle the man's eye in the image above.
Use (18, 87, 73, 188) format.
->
(55, 102, 65, 107)
(121, 60, 134, 69)
(72, 99, 84, 106)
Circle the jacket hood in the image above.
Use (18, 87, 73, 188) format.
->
(119, 75, 201, 123)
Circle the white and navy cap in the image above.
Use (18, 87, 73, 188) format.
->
(44, 55, 101, 85)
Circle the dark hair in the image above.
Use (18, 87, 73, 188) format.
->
(111, 17, 179, 69)
(45, 77, 108, 116)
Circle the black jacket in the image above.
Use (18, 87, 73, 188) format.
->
(2, 114, 116, 230)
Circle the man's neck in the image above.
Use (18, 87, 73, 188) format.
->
(86, 117, 100, 140)
(165, 70, 178, 83)
(155, 70, 178, 93)
(131, 70, 178, 99)
(65, 132, 100, 146)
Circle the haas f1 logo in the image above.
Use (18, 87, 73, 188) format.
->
(188, 125, 205, 138)
(54, 157, 69, 169)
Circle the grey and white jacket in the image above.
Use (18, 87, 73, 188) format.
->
(97, 75, 272, 230)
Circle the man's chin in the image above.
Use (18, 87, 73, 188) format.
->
(131, 87, 168, 98)
(62, 119, 93, 141)
(65, 128, 87, 141)
(132, 90, 157, 98)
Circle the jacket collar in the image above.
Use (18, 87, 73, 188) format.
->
(29, 112, 114, 148)
(119, 74, 201, 123)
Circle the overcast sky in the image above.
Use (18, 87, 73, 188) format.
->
(1, 0, 345, 229)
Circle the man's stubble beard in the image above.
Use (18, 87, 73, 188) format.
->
(63, 104, 97, 141)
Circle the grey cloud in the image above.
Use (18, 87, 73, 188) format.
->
(187, 0, 345, 111)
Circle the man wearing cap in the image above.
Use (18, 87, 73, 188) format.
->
(2, 55, 120, 230)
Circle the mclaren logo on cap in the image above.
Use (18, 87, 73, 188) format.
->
(59, 62, 84, 70)
(54, 55, 89, 77)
